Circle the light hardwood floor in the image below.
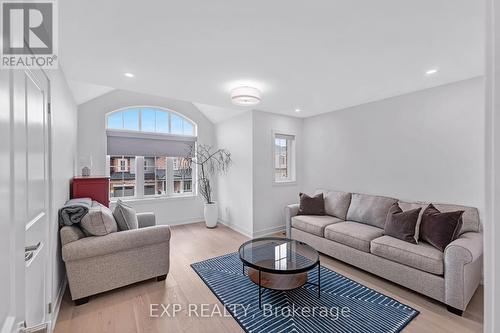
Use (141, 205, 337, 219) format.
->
(54, 222, 483, 333)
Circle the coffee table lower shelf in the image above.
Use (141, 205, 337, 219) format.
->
(243, 263, 321, 309)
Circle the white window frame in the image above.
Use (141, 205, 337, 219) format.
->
(107, 155, 137, 198)
(118, 158, 128, 171)
(106, 155, 196, 201)
(106, 106, 197, 136)
(105, 106, 198, 202)
(272, 131, 296, 184)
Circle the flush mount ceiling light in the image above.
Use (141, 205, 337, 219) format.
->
(425, 68, 438, 75)
(230, 86, 261, 106)
(124, 72, 135, 78)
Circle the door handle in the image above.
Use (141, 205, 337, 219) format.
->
(25, 242, 41, 262)
(25, 242, 41, 252)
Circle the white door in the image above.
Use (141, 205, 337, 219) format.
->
(0, 67, 51, 333)
(23, 68, 51, 330)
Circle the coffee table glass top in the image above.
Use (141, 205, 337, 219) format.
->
(238, 237, 319, 274)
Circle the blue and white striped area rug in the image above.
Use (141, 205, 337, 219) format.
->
(191, 252, 419, 333)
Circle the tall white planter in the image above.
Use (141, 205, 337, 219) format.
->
(204, 202, 218, 228)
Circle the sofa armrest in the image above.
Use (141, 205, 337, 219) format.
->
(445, 232, 483, 264)
(137, 212, 156, 228)
(60, 226, 86, 246)
(444, 232, 483, 310)
(285, 204, 299, 238)
(62, 225, 171, 262)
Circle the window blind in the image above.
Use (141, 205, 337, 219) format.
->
(106, 130, 196, 157)
(275, 133, 295, 141)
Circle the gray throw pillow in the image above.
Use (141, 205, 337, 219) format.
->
(113, 199, 139, 231)
(384, 203, 421, 244)
(298, 192, 325, 215)
(419, 204, 464, 251)
(80, 201, 118, 236)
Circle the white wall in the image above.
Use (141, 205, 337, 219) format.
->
(215, 110, 303, 237)
(47, 69, 78, 317)
(302, 78, 485, 213)
(252, 111, 302, 236)
(77, 90, 215, 225)
(215, 112, 254, 236)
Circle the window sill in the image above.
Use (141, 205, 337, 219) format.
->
(110, 194, 199, 205)
(272, 181, 298, 187)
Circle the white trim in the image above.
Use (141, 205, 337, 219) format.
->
(272, 129, 297, 184)
(0, 317, 15, 333)
(109, 193, 198, 205)
(272, 181, 298, 187)
(47, 278, 66, 333)
(218, 220, 253, 238)
(157, 218, 205, 227)
(485, 2, 498, 332)
(252, 225, 286, 238)
(218, 220, 286, 238)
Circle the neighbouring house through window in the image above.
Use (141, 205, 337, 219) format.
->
(274, 133, 296, 183)
(106, 107, 197, 199)
(109, 156, 136, 197)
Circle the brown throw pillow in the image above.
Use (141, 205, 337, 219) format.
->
(298, 192, 325, 215)
(419, 204, 464, 251)
(384, 203, 421, 244)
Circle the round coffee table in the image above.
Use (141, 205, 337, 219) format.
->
(238, 237, 320, 308)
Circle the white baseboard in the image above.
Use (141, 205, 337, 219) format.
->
(158, 217, 205, 227)
(252, 225, 286, 238)
(218, 221, 285, 238)
(218, 220, 252, 238)
(48, 278, 67, 333)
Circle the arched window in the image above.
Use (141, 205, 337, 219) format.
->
(105, 107, 197, 200)
(106, 107, 196, 136)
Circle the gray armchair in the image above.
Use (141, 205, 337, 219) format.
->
(60, 213, 170, 305)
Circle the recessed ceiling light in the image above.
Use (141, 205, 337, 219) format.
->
(295, 108, 301, 113)
(230, 86, 261, 106)
(124, 72, 135, 78)
(425, 68, 438, 75)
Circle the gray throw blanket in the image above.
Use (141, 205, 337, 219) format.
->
(58, 198, 92, 226)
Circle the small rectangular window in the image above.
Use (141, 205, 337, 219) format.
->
(144, 156, 167, 196)
(172, 157, 192, 194)
(109, 155, 136, 197)
(274, 133, 295, 183)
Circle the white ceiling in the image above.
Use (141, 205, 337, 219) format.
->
(67, 80, 114, 105)
(193, 102, 248, 124)
(60, 0, 484, 120)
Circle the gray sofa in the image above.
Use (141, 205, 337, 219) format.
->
(285, 189, 483, 315)
(60, 212, 171, 305)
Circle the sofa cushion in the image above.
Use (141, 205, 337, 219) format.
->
(324, 221, 384, 252)
(399, 200, 480, 238)
(113, 199, 139, 231)
(314, 189, 351, 219)
(80, 201, 118, 236)
(371, 235, 444, 275)
(346, 193, 398, 228)
(298, 192, 325, 215)
(291, 215, 342, 237)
